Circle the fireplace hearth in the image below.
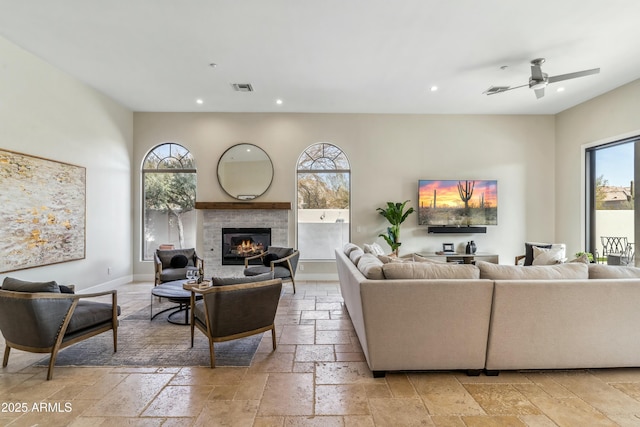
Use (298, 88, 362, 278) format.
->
(222, 228, 271, 265)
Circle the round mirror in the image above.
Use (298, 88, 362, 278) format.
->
(217, 143, 274, 200)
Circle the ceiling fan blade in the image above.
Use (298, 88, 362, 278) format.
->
(548, 68, 600, 83)
(534, 87, 545, 99)
(531, 64, 545, 81)
(483, 83, 528, 95)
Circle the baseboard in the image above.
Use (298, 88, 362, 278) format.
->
(296, 273, 339, 282)
(81, 275, 133, 293)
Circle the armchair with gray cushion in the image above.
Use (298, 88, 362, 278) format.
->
(243, 246, 300, 293)
(0, 277, 119, 380)
(154, 248, 204, 285)
(188, 278, 282, 368)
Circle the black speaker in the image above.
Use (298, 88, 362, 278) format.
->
(427, 226, 487, 234)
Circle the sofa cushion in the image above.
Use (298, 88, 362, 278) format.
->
(349, 249, 365, 265)
(356, 253, 385, 280)
(382, 262, 480, 280)
(588, 264, 640, 279)
(477, 261, 588, 280)
(213, 271, 274, 286)
(377, 254, 412, 264)
(532, 246, 565, 265)
(170, 254, 189, 268)
(343, 243, 361, 256)
(412, 254, 447, 263)
(1, 277, 60, 293)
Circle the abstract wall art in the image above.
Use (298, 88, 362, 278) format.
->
(0, 149, 86, 272)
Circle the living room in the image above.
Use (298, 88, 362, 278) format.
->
(2, 1, 640, 425)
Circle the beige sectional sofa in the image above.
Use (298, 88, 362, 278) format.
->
(336, 244, 640, 377)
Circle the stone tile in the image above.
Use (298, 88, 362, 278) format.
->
(386, 373, 417, 397)
(463, 384, 541, 416)
(258, 373, 314, 416)
(295, 345, 335, 362)
(82, 373, 175, 417)
(336, 352, 366, 362)
(315, 362, 375, 385)
(545, 371, 640, 415)
(409, 373, 485, 416)
(284, 416, 344, 426)
(430, 416, 467, 427)
(461, 415, 527, 426)
(369, 397, 434, 427)
(315, 384, 370, 415)
(316, 319, 355, 331)
(519, 414, 564, 427)
(344, 415, 376, 427)
(194, 399, 259, 427)
(169, 367, 246, 385)
(279, 325, 315, 345)
(301, 310, 330, 320)
(142, 385, 213, 417)
(316, 330, 353, 345)
(253, 416, 285, 427)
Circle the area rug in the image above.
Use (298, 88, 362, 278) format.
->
(35, 302, 263, 368)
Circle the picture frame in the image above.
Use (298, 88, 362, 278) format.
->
(443, 243, 455, 253)
(0, 149, 86, 272)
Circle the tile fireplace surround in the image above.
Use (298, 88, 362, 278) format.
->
(198, 202, 290, 278)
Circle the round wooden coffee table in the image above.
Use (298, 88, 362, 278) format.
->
(151, 280, 201, 325)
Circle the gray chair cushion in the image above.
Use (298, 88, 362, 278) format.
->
(157, 248, 196, 268)
(212, 272, 274, 286)
(2, 277, 60, 293)
(244, 265, 291, 279)
(267, 247, 294, 259)
(66, 301, 119, 335)
(160, 267, 198, 282)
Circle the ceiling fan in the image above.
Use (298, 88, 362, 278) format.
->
(484, 58, 600, 99)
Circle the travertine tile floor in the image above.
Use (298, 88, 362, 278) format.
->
(3, 281, 640, 426)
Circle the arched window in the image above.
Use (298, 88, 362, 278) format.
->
(142, 143, 197, 260)
(296, 143, 350, 260)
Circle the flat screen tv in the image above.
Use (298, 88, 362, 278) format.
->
(418, 180, 498, 226)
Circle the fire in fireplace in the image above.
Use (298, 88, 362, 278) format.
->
(222, 228, 271, 265)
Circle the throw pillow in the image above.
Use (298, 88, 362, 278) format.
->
(263, 253, 280, 266)
(363, 242, 385, 256)
(382, 262, 480, 280)
(212, 271, 274, 286)
(476, 261, 588, 280)
(524, 242, 552, 266)
(377, 254, 410, 264)
(349, 249, 365, 265)
(1, 277, 61, 293)
(588, 264, 640, 279)
(170, 254, 189, 269)
(59, 285, 75, 294)
(343, 243, 361, 256)
(532, 246, 565, 265)
(569, 253, 591, 264)
(412, 254, 447, 263)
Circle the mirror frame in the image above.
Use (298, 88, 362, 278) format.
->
(216, 143, 274, 200)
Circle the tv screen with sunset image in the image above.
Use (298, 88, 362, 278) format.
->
(418, 180, 498, 226)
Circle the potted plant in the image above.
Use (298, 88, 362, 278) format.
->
(377, 200, 415, 256)
(575, 251, 595, 263)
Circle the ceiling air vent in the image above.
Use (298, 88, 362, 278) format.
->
(231, 83, 254, 92)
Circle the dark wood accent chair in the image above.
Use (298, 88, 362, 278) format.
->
(243, 247, 300, 293)
(0, 278, 119, 380)
(188, 278, 282, 368)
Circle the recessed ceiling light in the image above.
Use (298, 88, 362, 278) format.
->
(557, 87, 565, 92)
(276, 99, 283, 105)
(209, 63, 217, 68)
(430, 86, 438, 92)
(196, 99, 204, 104)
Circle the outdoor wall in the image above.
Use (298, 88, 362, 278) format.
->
(0, 36, 134, 290)
(133, 113, 555, 279)
(555, 79, 640, 257)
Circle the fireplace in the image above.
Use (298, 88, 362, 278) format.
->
(222, 228, 271, 265)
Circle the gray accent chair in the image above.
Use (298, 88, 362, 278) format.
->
(187, 278, 282, 368)
(0, 277, 119, 380)
(243, 246, 300, 293)
(154, 248, 204, 285)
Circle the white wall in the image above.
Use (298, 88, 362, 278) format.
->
(555, 79, 640, 257)
(0, 36, 133, 290)
(133, 112, 555, 277)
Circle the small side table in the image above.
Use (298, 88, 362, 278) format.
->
(151, 280, 202, 325)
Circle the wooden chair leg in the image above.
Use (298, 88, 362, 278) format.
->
(3, 345, 10, 367)
(113, 327, 118, 353)
(290, 276, 296, 294)
(47, 350, 58, 381)
(271, 325, 277, 350)
(208, 339, 216, 368)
